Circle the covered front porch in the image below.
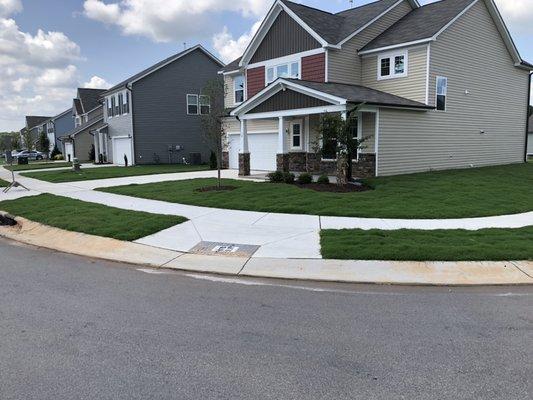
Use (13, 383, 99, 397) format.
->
(229, 78, 431, 178)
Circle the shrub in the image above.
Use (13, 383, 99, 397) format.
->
(297, 173, 313, 184)
(50, 145, 61, 159)
(317, 174, 330, 184)
(283, 172, 295, 184)
(53, 154, 64, 161)
(209, 151, 217, 170)
(267, 171, 284, 183)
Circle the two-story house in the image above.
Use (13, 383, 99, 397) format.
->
(21, 116, 51, 150)
(94, 45, 224, 166)
(61, 88, 106, 162)
(222, 0, 532, 177)
(46, 108, 75, 155)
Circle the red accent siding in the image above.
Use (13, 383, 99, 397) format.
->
(301, 53, 326, 83)
(247, 67, 265, 98)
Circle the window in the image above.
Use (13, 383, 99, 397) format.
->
(436, 76, 448, 111)
(291, 121, 303, 150)
(378, 51, 407, 79)
(111, 97, 116, 117)
(114, 94, 120, 116)
(266, 61, 300, 84)
(124, 92, 130, 114)
(118, 93, 124, 115)
(106, 98, 112, 118)
(199, 95, 210, 115)
(234, 75, 245, 104)
(75, 116, 81, 127)
(187, 94, 199, 115)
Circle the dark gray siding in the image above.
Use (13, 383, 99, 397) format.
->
(249, 89, 330, 114)
(250, 11, 321, 64)
(131, 48, 222, 164)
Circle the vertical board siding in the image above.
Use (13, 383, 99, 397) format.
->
(249, 90, 330, 114)
(361, 45, 428, 104)
(224, 118, 278, 134)
(131, 48, 222, 165)
(250, 11, 321, 64)
(377, 1, 529, 176)
(247, 67, 265, 99)
(302, 53, 326, 82)
(328, 0, 412, 85)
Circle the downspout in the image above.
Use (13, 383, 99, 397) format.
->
(525, 72, 532, 162)
(127, 84, 136, 166)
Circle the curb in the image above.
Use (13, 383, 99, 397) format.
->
(0, 213, 531, 286)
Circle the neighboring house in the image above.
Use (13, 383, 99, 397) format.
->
(43, 108, 75, 155)
(95, 45, 224, 166)
(222, 0, 533, 177)
(61, 88, 106, 162)
(527, 115, 533, 157)
(21, 116, 51, 149)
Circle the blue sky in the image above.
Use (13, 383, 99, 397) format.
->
(0, 0, 532, 131)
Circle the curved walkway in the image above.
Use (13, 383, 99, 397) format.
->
(1, 167, 532, 259)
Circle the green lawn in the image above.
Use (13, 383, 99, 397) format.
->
(320, 227, 533, 261)
(99, 163, 533, 219)
(4, 162, 72, 171)
(0, 194, 186, 241)
(21, 164, 210, 183)
(0, 179, 8, 187)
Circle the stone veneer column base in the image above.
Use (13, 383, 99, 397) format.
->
(239, 153, 250, 176)
(276, 154, 290, 172)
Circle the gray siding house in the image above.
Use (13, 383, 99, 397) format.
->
(22, 116, 50, 149)
(61, 88, 106, 162)
(95, 45, 224, 166)
(528, 114, 533, 158)
(223, 0, 532, 177)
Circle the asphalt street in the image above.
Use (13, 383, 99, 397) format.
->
(0, 237, 531, 399)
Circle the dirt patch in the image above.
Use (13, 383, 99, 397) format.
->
(195, 186, 237, 193)
(0, 214, 17, 226)
(294, 183, 372, 193)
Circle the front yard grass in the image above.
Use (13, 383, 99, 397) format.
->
(0, 194, 186, 241)
(4, 162, 72, 171)
(21, 164, 210, 183)
(320, 227, 533, 261)
(99, 163, 533, 219)
(0, 179, 8, 187)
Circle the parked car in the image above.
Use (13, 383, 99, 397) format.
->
(13, 150, 45, 161)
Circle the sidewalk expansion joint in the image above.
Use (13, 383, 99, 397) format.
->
(509, 261, 533, 279)
(237, 257, 252, 275)
(158, 253, 186, 269)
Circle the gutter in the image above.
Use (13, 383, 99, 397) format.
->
(526, 72, 532, 162)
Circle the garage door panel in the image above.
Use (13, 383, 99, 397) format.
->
(113, 138, 133, 166)
(228, 133, 277, 171)
(228, 135, 239, 169)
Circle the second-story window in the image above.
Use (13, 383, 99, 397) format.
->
(199, 95, 210, 115)
(234, 75, 245, 104)
(118, 93, 124, 115)
(436, 76, 448, 111)
(124, 92, 130, 114)
(75, 116, 81, 127)
(378, 51, 407, 80)
(266, 61, 300, 84)
(187, 94, 199, 115)
(111, 97, 116, 117)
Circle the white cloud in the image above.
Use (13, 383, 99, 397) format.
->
(83, 75, 112, 89)
(494, 0, 533, 35)
(213, 21, 261, 63)
(83, 0, 270, 43)
(0, 17, 110, 131)
(0, 0, 22, 18)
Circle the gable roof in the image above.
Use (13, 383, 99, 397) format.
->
(361, 0, 476, 52)
(221, 57, 242, 73)
(25, 116, 51, 130)
(240, 0, 419, 65)
(77, 88, 107, 113)
(105, 45, 225, 94)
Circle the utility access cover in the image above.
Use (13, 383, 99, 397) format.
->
(189, 242, 259, 257)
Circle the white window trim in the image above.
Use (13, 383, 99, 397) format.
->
(199, 95, 211, 115)
(435, 76, 448, 112)
(233, 75, 245, 105)
(377, 50, 408, 81)
(265, 60, 301, 85)
(290, 119, 303, 151)
(187, 94, 199, 115)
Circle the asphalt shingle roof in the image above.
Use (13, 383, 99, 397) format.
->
(281, 0, 402, 44)
(221, 57, 242, 73)
(66, 116, 105, 138)
(78, 88, 107, 112)
(25, 116, 51, 129)
(284, 78, 433, 109)
(362, 0, 475, 51)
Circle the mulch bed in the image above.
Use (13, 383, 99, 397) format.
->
(0, 214, 17, 226)
(294, 183, 372, 193)
(195, 186, 237, 193)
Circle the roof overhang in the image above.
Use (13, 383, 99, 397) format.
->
(231, 79, 347, 117)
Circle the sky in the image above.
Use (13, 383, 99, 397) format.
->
(0, 0, 532, 131)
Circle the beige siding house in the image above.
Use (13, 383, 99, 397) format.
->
(221, 0, 532, 177)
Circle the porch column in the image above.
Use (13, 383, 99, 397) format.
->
(277, 116, 289, 172)
(238, 119, 250, 176)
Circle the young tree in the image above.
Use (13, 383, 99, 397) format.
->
(22, 129, 34, 151)
(11, 133, 21, 150)
(37, 130, 50, 156)
(200, 78, 227, 189)
(317, 112, 365, 185)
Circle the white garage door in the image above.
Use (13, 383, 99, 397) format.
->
(113, 137, 133, 166)
(64, 142, 74, 162)
(228, 133, 277, 171)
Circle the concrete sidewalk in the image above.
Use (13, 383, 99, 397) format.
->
(1, 216, 531, 286)
(1, 166, 532, 260)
